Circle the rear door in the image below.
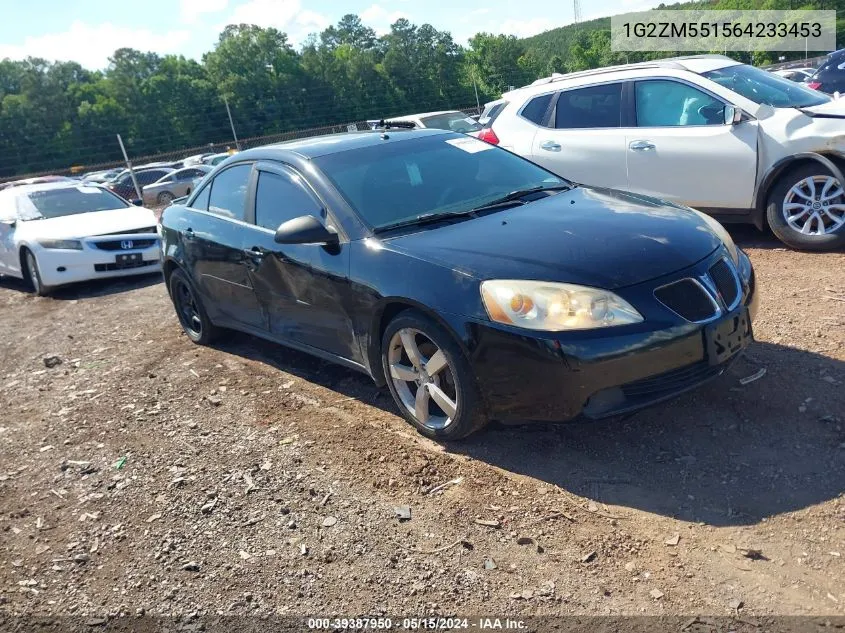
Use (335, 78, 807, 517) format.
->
(529, 82, 629, 190)
(244, 162, 357, 361)
(624, 79, 758, 209)
(181, 162, 267, 331)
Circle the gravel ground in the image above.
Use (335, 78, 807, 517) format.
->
(0, 227, 843, 622)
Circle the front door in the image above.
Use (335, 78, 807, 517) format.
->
(530, 81, 629, 190)
(244, 164, 357, 362)
(624, 79, 758, 209)
(180, 162, 267, 331)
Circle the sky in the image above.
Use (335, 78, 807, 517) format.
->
(0, 0, 653, 70)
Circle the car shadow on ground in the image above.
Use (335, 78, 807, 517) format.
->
(0, 272, 163, 300)
(727, 224, 845, 252)
(219, 333, 844, 528)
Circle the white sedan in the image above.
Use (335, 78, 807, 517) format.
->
(0, 182, 161, 295)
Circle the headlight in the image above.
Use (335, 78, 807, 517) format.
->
(38, 239, 83, 250)
(480, 280, 643, 331)
(695, 211, 738, 265)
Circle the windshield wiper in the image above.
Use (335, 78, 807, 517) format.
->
(374, 209, 478, 233)
(471, 183, 573, 212)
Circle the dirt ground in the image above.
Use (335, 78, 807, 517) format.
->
(0, 226, 843, 622)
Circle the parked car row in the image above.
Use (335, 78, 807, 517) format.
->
(4, 54, 841, 443)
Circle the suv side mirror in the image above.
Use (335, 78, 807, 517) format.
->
(274, 214, 339, 246)
(0, 218, 15, 228)
(132, 199, 144, 206)
(724, 105, 743, 125)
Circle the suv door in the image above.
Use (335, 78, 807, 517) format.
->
(181, 163, 267, 331)
(625, 79, 758, 210)
(244, 163, 357, 361)
(529, 82, 628, 189)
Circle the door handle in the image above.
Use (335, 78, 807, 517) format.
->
(245, 246, 266, 259)
(184, 228, 195, 240)
(629, 140, 656, 151)
(540, 140, 561, 151)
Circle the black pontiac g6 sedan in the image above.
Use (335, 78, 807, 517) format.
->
(159, 128, 758, 440)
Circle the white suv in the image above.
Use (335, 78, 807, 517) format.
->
(477, 55, 845, 251)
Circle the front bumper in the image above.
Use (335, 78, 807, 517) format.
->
(33, 233, 161, 287)
(467, 248, 758, 422)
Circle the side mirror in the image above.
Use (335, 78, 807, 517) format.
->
(274, 214, 339, 246)
(132, 199, 144, 206)
(724, 105, 743, 125)
(0, 218, 15, 228)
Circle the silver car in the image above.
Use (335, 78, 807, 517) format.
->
(142, 166, 211, 206)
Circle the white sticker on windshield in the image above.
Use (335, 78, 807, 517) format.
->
(77, 186, 102, 194)
(464, 117, 478, 125)
(445, 137, 493, 153)
(406, 162, 423, 186)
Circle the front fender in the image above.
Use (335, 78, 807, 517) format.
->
(753, 151, 845, 227)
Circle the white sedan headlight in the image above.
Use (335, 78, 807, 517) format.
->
(38, 239, 83, 250)
(695, 211, 738, 265)
(480, 280, 643, 331)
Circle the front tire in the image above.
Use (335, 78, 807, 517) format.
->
(168, 268, 220, 345)
(381, 310, 488, 441)
(766, 164, 845, 251)
(23, 249, 51, 296)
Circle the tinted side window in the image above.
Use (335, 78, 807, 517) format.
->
(636, 80, 725, 127)
(255, 170, 321, 231)
(138, 171, 165, 185)
(554, 84, 622, 129)
(207, 164, 251, 221)
(521, 93, 553, 125)
(191, 186, 210, 211)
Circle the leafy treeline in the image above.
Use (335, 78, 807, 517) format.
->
(0, 0, 842, 177)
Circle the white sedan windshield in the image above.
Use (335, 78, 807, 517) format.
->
(18, 186, 129, 220)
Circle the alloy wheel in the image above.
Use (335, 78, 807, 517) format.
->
(173, 278, 203, 337)
(158, 191, 175, 205)
(782, 175, 845, 236)
(387, 328, 458, 430)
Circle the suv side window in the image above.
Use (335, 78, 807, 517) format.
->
(191, 185, 211, 211)
(520, 93, 554, 125)
(635, 80, 726, 127)
(207, 164, 251, 221)
(554, 83, 622, 129)
(254, 169, 322, 231)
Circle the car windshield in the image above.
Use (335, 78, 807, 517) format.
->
(703, 64, 830, 108)
(18, 186, 128, 220)
(420, 112, 482, 133)
(313, 134, 567, 230)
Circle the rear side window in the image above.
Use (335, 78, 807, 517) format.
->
(479, 102, 507, 126)
(554, 83, 622, 129)
(254, 170, 322, 231)
(520, 93, 554, 125)
(207, 164, 251, 221)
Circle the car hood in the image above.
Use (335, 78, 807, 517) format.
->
(383, 187, 722, 289)
(799, 98, 845, 117)
(17, 207, 158, 240)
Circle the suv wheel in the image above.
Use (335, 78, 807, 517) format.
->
(767, 164, 845, 250)
(381, 310, 488, 441)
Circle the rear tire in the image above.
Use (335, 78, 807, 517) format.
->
(23, 249, 51, 296)
(157, 191, 175, 205)
(168, 268, 220, 345)
(766, 164, 845, 251)
(381, 309, 488, 441)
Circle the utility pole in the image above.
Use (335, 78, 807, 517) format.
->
(472, 69, 481, 115)
(223, 95, 241, 151)
(116, 134, 142, 204)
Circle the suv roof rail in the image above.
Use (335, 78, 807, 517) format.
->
(509, 54, 736, 93)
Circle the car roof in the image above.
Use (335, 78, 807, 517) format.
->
(503, 54, 742, 98)
(238, 128, 452, 160)
(0, 182, 106, 197)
